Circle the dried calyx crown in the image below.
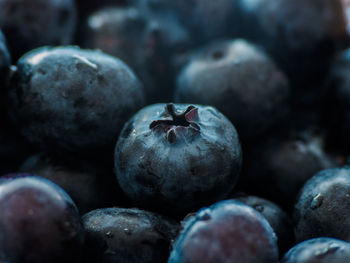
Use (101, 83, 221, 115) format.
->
(149, 103, 200, 143)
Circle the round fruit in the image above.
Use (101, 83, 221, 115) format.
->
(7, 46, 145, 155)
(282, 237, 350, 263)
(168, 200, 279, 263)
(175, 39, 290, 141)
(294, 166, 350, 242)
(114, 103, 242, 214)
(0, 175, 84, 263)
(82, 207, 179, 263)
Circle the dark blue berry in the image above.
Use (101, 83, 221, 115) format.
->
(294, 166, 350, 242)
(175, 39, 290, 141)
(282, 237, 350, 263)
(82, 207, 179, 263)
(114, 103, 242, 215)
(235, 195, 294, 254)
(0, 175, 84, 263)
(168, 200, 279, 263)
(7, 46, 145, 156)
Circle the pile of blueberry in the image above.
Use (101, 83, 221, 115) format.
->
(2, 0, 350, 262)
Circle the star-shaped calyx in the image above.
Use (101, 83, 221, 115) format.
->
(149, 103, 201, 143)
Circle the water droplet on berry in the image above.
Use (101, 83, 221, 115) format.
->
(254, 205, 264, 212)
(105, 231, 113, 238)
(124, 228, 131, 235)
(197, 209, 211, 221)
(310, 193, 323, 210)
(315, 243, 340, 258)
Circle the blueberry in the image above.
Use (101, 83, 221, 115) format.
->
(175, 39, 290, 141)
(281, 237, 350, 263)
(168, 200, 279, 263)
(114, 103, 242, 215)
(7, 46, 145, 156)
(0, 0, 77, 60)
(0, 175, 84, 263)
(294, 166, 350, 242)
(242, 131, 337, 210)
(234, 195, 294, 254)
(235, 0, 348, 87)
(84, 6, 193, 102)
(82, 207, 179, 263)
(19, 153, 123, 214)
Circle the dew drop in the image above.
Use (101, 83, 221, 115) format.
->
(124, 228, 132, 235)
(315, 243, 340, 258)
(310, 193, 323, 210)
(105, 231, 113, 238)
(197, 209, 211, 221)
(254, 205, 264, 213)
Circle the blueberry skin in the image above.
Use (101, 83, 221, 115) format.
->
(82, 207, 180, 263)
(7, 46, 145, 155)
(175, 39, 290, 141)
(242, 132, 337, 210)
(168, 200, 279, 263)
(294, 167, 350, 242)
(19, 154, 122, 214)
(0, 175, 84, 263)
(0, 0, 77, 60)
(235, 0, 348, 87)
(281, 238, 350, 263)
(114, 103, 242, 215)
(235, 195, 294, 254)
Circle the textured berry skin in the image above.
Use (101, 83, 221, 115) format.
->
(82, 207, 179, 263)
(235, 195, 294, 254)
(175, 39, 290, 141)
(0, 0, 77, 60)
(7, 46, 145, 155)
(242, 132, 337, 210)
(115, 103, 242, 214)
(294, 167, 350, 242)
(19, 154, 122, 214)
(168, 200, 279, 263)
(0, 175, 84, 263)
(281, 238, 350, 263)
